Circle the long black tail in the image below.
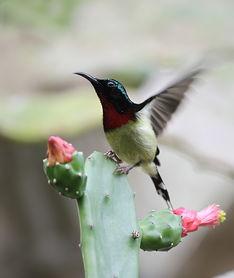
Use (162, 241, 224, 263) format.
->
(151, 172, 173, 209)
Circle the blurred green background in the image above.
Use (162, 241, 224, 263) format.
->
(1, 0, 234, 277)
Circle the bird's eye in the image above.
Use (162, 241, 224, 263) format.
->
(107, 81, 116, 88)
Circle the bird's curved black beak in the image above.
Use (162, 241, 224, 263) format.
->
(74, 72, 99, 87)
(74, 72, 104, 98)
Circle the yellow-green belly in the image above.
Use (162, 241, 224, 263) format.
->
(105, 118, 157, 165)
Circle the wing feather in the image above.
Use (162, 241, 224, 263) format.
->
(149, 67, 203, 136)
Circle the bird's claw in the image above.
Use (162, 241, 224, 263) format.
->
(104, 150, 122, 164)
(115, 165, 133, 175)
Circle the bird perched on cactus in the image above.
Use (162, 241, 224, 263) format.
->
(75, 66, 202, 209)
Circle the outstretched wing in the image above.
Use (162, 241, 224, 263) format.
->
(148, 67, 203, 136)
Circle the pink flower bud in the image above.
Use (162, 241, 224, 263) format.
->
(47, 136, 76, 166)
(173, 204, 226, 237)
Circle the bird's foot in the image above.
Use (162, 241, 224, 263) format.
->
(115, 164, 137, 175)
(116, 161, 141, 175)
(104, 150, 122, 164)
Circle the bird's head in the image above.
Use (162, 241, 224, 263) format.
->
(75, 72, 134, 113)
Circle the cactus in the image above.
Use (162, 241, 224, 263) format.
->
(43, 136, 226, 277)
(139, 209, 182, 252)
(43, 151, 87, 199)
(78, 152, 140, 278)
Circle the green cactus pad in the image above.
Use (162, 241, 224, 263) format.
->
(139, 209, 182, 251)
(78, 152, 140, 278)
(43, 152, 87, 199)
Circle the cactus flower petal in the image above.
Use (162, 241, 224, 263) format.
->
(47, 136, 76, 166)
(197, 204, 226, 226)
(173, 204, 226, 237)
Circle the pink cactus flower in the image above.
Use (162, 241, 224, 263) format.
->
(173, 204, 226, 237)
(47, 136, 76, 166)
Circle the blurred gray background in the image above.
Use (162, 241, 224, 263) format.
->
(0, 0, 234, 277)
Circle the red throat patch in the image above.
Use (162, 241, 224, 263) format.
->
(101, 100, 135, 131)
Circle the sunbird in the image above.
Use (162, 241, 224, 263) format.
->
(75, 67, 202, 209)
